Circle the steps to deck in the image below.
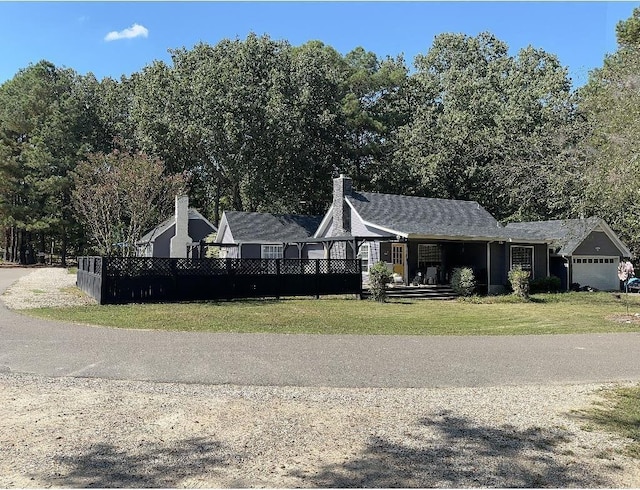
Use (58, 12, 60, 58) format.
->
(362, 284, 458, 300)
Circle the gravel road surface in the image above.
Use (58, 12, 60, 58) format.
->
(1, 267, 639, 487)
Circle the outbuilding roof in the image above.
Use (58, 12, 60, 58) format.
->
(218, 211, 323, 243)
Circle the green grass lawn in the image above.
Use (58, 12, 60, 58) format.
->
(23, 291, 640, 335)
(581, 384, 640, 458)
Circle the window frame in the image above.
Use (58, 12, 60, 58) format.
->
(261, 244, 284, 260)
(357, 243, 370, 273)
(510, 245, 535, 278)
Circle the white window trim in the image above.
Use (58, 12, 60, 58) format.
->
(357, 243, 370, 273)
(261, 244, 283, 259)
(510, 245, 535, 278)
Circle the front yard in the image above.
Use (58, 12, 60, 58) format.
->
(23, 291, 640, 335)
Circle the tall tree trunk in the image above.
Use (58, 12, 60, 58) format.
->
(61, 226, 68, 267)
(3, 228, 9, 261)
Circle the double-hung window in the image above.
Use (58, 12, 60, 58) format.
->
(357, 243, 370, 272)
(261, 244, 283, 259)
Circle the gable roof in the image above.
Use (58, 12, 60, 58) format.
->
(137, 209, 216, 245)
(505, 217, 631, 256)
(216, 211, 323, 243)
(347, 191, 502, 238)
(314, 190, 546, 242)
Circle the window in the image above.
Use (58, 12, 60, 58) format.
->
(511, 246, 534, 276)
(418, 244, 442, 269)
(261, 244, 283, 259)
(357, 243, 370, 272)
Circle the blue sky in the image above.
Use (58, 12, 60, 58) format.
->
(0, 2, 637, 88)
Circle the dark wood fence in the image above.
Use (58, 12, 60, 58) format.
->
(77, 256, 362, 305)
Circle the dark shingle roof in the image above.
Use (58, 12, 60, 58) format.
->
(137, 209, 216, 245)
(505, 217, 601, 255)
(224, 211, 323, 242)
(346, 191, 510, 238)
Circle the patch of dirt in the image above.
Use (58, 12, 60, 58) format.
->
(606, 313, 640, 325)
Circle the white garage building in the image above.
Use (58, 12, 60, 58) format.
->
(506, 217, 632, 291)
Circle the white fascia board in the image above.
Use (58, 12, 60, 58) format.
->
(313, 206, 334, 238)
(358, 220, 408, 238)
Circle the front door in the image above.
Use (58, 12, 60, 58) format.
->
(391, 243, 405, 280)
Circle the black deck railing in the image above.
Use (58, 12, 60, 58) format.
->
(77, 256, 362, 305)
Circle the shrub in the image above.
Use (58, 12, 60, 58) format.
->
(368, 261, 393, 302)
(529, 275, 562, 294)
(508, 266, 531, 300)
(451, 267, 476, 297)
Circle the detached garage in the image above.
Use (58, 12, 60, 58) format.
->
(506, 217, 632, 291)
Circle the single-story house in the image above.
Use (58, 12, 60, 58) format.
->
(214, 175, 632, 292)
(504, 218, 632, 291)
(215, 211, 323, 259)
(136, 195, 217, 258)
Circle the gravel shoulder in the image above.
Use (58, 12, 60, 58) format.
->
(1, 268, 640, 487)
(2, 373, 639, 488)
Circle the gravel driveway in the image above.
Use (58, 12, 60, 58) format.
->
(1, 268, 640, 487)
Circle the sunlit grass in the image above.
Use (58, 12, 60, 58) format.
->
(23, 291, 640, 335)
(581, 385, 640, 458)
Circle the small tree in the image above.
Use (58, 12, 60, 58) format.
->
(451, 267, 476, 296)
(368, 261, 393, 302)
(508, 266, 531, 300)
(72, 149, 184, 256)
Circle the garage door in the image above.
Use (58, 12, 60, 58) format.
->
(572, 256, 620, 291)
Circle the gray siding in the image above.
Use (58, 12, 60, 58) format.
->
(574, 231, 622, 256)
(350, 207, 394, 238)
(490, 242, 505, 290)
(284, 246, 299, 259)
(188, 218, 215, 242)
(153, 225, 174, 258)
(240, 244, 261, 259)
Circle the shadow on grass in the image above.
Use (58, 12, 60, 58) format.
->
(295, 412, 614, 488)
(46, 437, 240, 488)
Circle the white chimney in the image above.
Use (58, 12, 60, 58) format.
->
(170, 195, 192, 258)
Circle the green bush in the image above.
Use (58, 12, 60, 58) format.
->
(451, 267, 476, 297)
(508, 266, 531, 300)
(530, 275, 562, 294)
(368, 261, 393, 302)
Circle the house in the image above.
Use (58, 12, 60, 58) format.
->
(136, 196, 217, 258)
(214, 175, 632, 292)
(315, 175, 553, 293)
(215, 211, 323, 259)
(504, 218, 632, 291)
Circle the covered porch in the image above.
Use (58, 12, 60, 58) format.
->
(368, 238, 549, 294)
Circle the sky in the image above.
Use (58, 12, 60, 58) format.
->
(0, 1, 638, 88)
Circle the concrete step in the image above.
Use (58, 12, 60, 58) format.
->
(362, 285, 459, 300)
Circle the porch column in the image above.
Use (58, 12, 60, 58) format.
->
(487, 242, 492, 294)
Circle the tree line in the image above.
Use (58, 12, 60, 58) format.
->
(2, 10, 640, 262)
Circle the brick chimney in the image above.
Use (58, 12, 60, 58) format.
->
(332, 174, 352, 236)
(170, 195, 192, 258)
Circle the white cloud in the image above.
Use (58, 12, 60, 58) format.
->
(104, 23, 149, 42)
